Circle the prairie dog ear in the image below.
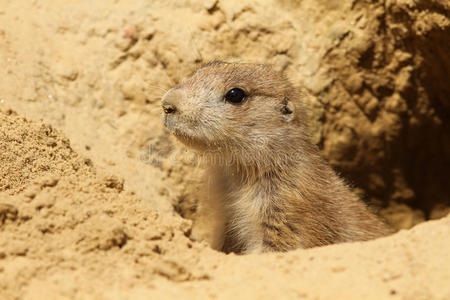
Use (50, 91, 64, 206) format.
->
(281, 98, 295, 122)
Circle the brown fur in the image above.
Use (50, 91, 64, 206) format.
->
(162, 61, 392, 254)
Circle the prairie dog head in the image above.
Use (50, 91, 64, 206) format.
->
(162, 62, 308, 163)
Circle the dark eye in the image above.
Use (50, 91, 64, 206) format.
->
(224, 88, 246, 104)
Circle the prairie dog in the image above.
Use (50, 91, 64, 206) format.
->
(162, 61, 392, 254)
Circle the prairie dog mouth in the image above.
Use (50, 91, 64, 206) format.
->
(163, 115, 207, 148)
(163, 114, 177, 132)
(163, 115, 193, 137)
(172, 129, 209, 151)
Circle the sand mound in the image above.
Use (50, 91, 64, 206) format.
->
(0, 110, 449, 298)
(0, 0, 449, 298)
(0, 111, 200, 298)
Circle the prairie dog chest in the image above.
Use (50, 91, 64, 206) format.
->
(226, 180, 270, 252)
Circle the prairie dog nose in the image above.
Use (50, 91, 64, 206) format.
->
(163, 103, 177, 114)
(162, 88, 183, 114)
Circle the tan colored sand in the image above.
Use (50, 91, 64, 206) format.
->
(1, 109, 449, 299)
(0, 0, 449, 299)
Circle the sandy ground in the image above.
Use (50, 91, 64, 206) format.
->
(0, 0, 449, 299)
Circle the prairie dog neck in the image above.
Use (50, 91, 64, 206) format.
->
(221, 172, 275, 254)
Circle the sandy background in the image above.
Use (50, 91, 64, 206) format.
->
(0, 0, 449, 299)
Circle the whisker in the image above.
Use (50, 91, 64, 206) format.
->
(147, 84, 170, 93)
(160, 70, 176, 87)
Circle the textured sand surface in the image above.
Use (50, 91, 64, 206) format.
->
(0, 0, 449, 299)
